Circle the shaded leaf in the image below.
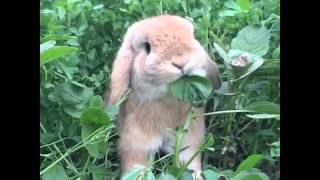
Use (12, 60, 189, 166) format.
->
(202, 169, 219, 180)
(225, 0, 240, 10)
(272, 47, 280, 59)
(121, 165, 145, 180)
(214, 43, 230, 63)
(53, 82, 94, 118)
(40, 35, 77, 43)
(167, 166, 182, 177)
(42, 164, 68, 180)
(231, 25, 271, 56)
(81, 124, 106, 159)
(89, 96, 104, 108)
(80, 107, 111, 126)
(170, 75, 213, 107)
(146, 171, 156, 180)
(235, 154, 263, 174)
(40, 132, 58, 144)
(246, 114, 279, 119)
(157, 174, 177, 180)
(181, 171, 194, 180)
(214, 81, 238, 95)
(40, 40, 56, 54)
(234, 58, 264, 81)
(219, 10, 239, 17)
(89, 165, 108, 180)
(245, 101, 280, 115)
(232, 168, 269, 180)
(41, 46, 78, 65)
(104, 105, 119, 120)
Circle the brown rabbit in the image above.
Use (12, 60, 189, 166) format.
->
(106, 15, 221, 179)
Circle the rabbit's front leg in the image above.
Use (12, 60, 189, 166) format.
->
(118, 123, 163, 175)
(179, 116, 205, 180)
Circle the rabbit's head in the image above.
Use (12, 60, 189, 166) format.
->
(108, 15, 221, 104)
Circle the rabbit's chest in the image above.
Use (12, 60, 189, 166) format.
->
(123, 95, 190, 130)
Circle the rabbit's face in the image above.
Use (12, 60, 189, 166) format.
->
(131, 16, 207, 85)
(108, 15, 221, 105)
(136, 43, 193, 85)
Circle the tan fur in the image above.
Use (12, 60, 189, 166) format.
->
(106, 15, 221, 179)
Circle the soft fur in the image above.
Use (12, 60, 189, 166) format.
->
(106, 15, 221, 179)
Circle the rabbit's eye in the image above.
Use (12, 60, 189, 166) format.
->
(145, 42, 151, 54)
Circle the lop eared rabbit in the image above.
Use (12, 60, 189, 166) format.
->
(107, 15, 221, 179)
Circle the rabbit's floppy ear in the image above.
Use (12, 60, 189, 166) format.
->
(205, 56, 221, 90)
(194, 41, 221, 90)
(107, 31, 135, 106)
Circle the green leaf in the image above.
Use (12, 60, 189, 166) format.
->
(181, 171, 194, 180)
(235, 154, 263, 175)
(89, 165, 108, 180)
(167, 166, 182, 177)
(54, 82, 94, 118)
(201, 169, 219, 180)
(57, 62, 78, 80)
(55, 82, 94, 106)
(199, 133, 215, 150)
(245, 101, 280, 115)
(121, 165, 144, 180)
(123, 0, 132, 4)
(224, 0, 240, 11)
(157, 174, 177, 180)
(214, 81, 238, 95)
(89, 96, 104, 108)
(63, 105, 86, 118)
(272, 47, 280, 59)
(41, 35, 77, 44)
(246, 114, 280, 119)
(40, 132, 58, 144)
(270, 140, 280, 157)
(220, 170, 235, 178)
(81, 124, 106, 159)
(40, 46, 78, 65)
(80, 107, 111, 126)
(40, 40, 56, 54)
(214, 43, 230, 63)
(180, 0, 187, 13)
(236, 0, 250, 11)
(93, 4, 104, 10)
(170, 75, 213, 107)
(88, 49, 96, 60)
(231, 25, 271, 56)
(227, 49, 265, 80)
(42, 164, 68, 180)
(146, 171, 156, 180)
(57, 7, 66, 20)
(219, 10, 239, 17)
(231, 168, 269, 180)
(234, 58, 264, 81)
(104, 105, 119, 120)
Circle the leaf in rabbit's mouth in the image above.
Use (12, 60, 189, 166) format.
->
(169, 75, 213, 107)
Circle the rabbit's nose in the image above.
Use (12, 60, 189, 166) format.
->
(172, 62, 185, 74)
(172, 62, 184, 70)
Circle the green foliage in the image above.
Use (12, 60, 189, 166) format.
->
(170, 75, 213, 107)
(235, 154, 263, 175)
(202, 169, 219, 180)
(40, 0, 280, 179)
(42, 164, 68, 180)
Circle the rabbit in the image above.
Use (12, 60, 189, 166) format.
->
(106, 14, 221, 179)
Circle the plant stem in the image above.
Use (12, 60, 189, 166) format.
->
(196, 110, 252, 117)
(40, 125, 112, 175)
(174, 110, 194, 167)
